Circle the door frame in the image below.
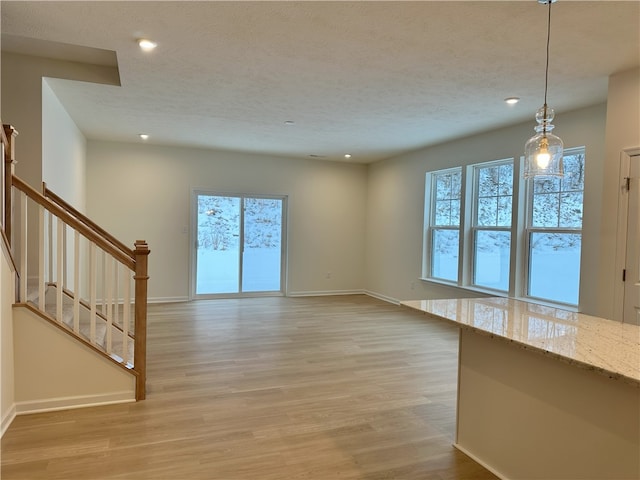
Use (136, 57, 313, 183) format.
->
(189, 189, 288, 300)
(613, 147, 640, 321)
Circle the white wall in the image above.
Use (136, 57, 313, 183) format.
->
(1, 52, 46, 186)
(42, 79, 87, 211)
(599, 67, 640, 320)
(1, 240, 16, 436)
(1, 52, 118, 187)
(365, 103, 607, 315)
(87, 141, 368, 301)
(41, 80, 88, 293)
(3, 54, 635, 318)
(88, 104, 611, 312)
(12, 307, 135, 413)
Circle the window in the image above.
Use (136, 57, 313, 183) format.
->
(472, 161, 513, 291)
(423, 148, 585, 307)
(526, 150, 584, 305)
(426, 168, 461, 282)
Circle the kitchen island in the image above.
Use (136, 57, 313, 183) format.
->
(402, 297, 640, 480)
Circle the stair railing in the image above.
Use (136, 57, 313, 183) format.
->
(3, 126, 18, 255)
(1, 126, 19, 294)
(4, 125, 149, 400)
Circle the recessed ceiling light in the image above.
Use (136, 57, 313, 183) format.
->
(504, 97, 520, 105)
(284, 120, 295, 125)
(344, 154, 352, 159)
(139, 134, 149, 140)
(138, 39, 157, 52)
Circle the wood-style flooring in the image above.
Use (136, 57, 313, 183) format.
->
(1, 295, 498, 479)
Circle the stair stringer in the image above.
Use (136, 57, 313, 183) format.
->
(11, 305, 136, 415)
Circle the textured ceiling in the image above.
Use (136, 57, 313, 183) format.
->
(1, 1, 639, 163)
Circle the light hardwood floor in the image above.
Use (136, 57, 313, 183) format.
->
(1, 295, 498, 479)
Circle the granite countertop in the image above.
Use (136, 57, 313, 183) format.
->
(401, 297, 640, 387)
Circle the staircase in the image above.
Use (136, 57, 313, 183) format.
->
(2, 124, 149, 402)
(28, 283, 135, 366)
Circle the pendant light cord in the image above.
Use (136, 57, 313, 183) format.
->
(543, 0, 552, 108)
(541, 0, 553, 132)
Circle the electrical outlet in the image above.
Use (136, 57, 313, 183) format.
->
(326, 272, 332, 279)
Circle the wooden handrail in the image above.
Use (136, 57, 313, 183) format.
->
(12, 175, 135, 270)
(43, 184, 132, 259)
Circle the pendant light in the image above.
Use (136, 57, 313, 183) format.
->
(523, 0, 563, 179)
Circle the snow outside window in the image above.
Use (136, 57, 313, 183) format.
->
(426, 168, 462, 282)
(423, 148, 585, 308)
(472, 161, 513, 291)
(526, 149, 585, 305)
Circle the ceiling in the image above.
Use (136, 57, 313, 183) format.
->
(1, 1, 639, 164)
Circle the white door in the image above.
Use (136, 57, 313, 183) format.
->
(623, 153, 640, 324)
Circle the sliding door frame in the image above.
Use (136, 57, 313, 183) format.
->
(190, 189, 288, 299)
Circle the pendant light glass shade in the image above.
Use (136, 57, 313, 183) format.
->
(523, 0, 564, 179)
(523, 105, 563, 178)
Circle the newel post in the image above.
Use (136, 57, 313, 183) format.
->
(3, 125, 18, 246)
(133, 240, 150, 400)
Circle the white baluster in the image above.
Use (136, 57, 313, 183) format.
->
(122, 267, 131, 365)
(62, 224, 68, 289)
(47, 209, 53, 284)
(89, 242, 97, 344)
(73, 230, 80, 333)
(114, 260, 120, 329)
(19, 193, 27, 303)
(38, 205, 45, 311)
(105, 253, 113, 353)
(101, 250, 106, 315)
(56, 218, 63, 323)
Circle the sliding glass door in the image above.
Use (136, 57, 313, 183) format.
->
(194, 192, 286, 297)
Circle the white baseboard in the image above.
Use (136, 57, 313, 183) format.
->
(147, 296, 189, 304)
(1, 404, 16, 438)
(364, 290, 400, 305)
(130, 292, 398, 303)
(453, 443, 508, 480)
(15, 391, 135, 416)
(94, 296, 189, 304)
(287, 289, 365, 297)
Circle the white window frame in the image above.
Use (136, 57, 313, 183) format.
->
(522, 146, 585, 306)
(469, 159, 515, 293)
(422, 148, 585, 308)
(423, 167, 463, 283)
